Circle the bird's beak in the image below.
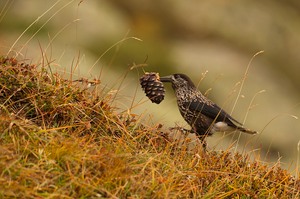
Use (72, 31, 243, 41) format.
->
(160, 75, 173, 82)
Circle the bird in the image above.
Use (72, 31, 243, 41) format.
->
(160, 73, 257, 142)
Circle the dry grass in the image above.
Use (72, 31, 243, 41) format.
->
(0, 57, 299, 198)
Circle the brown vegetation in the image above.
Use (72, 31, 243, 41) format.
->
(0, 57, 299, 198)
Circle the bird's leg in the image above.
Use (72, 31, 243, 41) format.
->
(191, 127, 208, 151)
(196, 135, 207, 151)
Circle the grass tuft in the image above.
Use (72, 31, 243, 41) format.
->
(0, 57, 299, 198)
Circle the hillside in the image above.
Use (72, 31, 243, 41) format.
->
(0, 57, 299, 198)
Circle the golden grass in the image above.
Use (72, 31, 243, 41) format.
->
(0, 57, 299, 198)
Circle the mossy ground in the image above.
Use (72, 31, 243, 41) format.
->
(0, 57, 299, 198)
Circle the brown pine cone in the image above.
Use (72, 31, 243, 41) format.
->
(140, 72, 165, 104)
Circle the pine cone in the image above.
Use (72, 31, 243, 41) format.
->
(140, 72, 165, 104)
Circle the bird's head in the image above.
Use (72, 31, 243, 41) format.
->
(160, 74, 196, 90)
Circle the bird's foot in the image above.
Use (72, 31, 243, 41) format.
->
(169, 126, 192, 136)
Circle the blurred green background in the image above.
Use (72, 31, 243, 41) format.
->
(1, 0, 300, 172)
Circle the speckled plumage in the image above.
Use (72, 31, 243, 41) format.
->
(160, 74, 257, 140)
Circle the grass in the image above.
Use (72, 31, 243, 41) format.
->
(0, 57, 299, 198)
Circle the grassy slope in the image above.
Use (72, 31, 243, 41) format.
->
(0, 57, 299, 198)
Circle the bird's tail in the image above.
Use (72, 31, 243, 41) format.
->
(237, 126, 258, 134)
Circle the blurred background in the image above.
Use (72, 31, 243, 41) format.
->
(1, 0, 300, 172)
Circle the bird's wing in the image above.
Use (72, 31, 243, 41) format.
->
(185, 101, 243, 126)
